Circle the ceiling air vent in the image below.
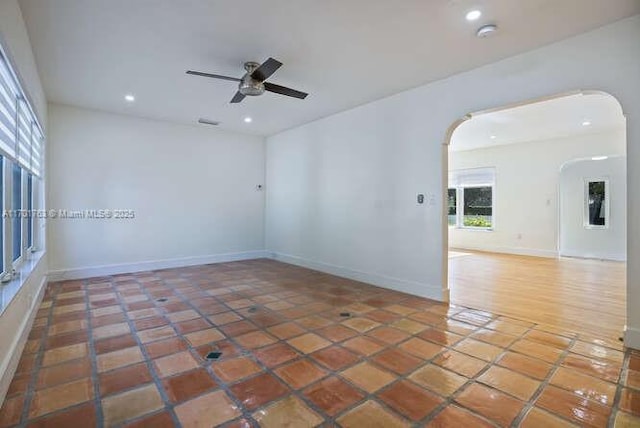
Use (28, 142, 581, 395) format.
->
(198, 118, 220, 126)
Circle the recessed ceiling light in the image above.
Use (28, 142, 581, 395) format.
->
(466, 10, 482, 21)
(490, 135, 497, 139)
(582, 120, 591, 126)
(244, 117, 252, 123)
(124, 94, 135, 102)
(592, 156, 608, 161)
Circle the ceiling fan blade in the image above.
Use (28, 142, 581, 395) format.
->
(264, 82, 308, 100)
(251, 58, 283, 82)
(230, 91, 246, 103)
(186, 70, 241, 82)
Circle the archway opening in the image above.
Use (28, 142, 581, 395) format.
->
(443, 91, 627, 341)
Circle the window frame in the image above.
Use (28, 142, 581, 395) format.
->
(448, 184, 495, 231)
(27, 171, 34, 252)
(584, 177, 610, 230)
(11, 162, 23, 268)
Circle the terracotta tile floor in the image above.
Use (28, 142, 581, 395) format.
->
(1, 259, 639, 427)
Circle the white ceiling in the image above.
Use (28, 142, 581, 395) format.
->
(18, 0, 640, 136)
(450, 92, 625, 151)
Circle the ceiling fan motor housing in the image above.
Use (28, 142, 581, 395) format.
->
(239, 61, 265, 96)
(239, 76, 265, 96)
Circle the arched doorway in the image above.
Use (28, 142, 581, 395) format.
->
(442, 91, 627, 341)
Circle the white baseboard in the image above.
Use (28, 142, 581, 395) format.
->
(268, 252, 443, 301)
(442, 287, 451, 303)
(452, 245, 558, 258)
(47, 250, 269, 281)
(624, 326, 640, 350)
(0, 275, 47, 406)
(559, 250, 626, 262)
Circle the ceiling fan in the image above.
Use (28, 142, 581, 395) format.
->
(187, 57, 308, 104)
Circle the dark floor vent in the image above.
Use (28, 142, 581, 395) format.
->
(156, 298, 168, 303)
(340, 312, 351, 318)
(206, 351, 222, 361)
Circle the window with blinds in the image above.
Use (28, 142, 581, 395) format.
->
(0, 41, 44, 281)
(0, 48, 43, 177)
(448, 167, 496, 188)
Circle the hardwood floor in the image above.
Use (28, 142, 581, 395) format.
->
(449, 250, 626, 341)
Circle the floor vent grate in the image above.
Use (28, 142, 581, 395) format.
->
(340, 312, 351, 318)
(206, 351, 222, 361)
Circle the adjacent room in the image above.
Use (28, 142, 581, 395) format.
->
(1, 1, 640, 427)
(447, 92, 627, 339)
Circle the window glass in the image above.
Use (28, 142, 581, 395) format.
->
(463, 186, 492, 228)
(587, 180, 607, 226)
(12, 163, 21, 262)
(448, 188, 457, 226)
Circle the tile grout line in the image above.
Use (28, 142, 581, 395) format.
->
(111, 274, 184, 427)
(84, 278, 106, 428)
(509, 328, 580, 427)
(170, 273, 330, 427)
(170, 276, 274, 426)
(15, 282, 93, 426)
(174, 277, 269, 427)
(165, 274, 424, 426)
(414, 314, 535, 427)
(202, 303, 492, 426)
(607, 349, 630, 428)
(143, 289, 577, 427)
(16, 284, 56, 427)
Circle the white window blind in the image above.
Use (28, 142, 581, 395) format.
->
(449, 167, 495, 187)
(0, 51, 17, 157)
(0, 48, 43, 177)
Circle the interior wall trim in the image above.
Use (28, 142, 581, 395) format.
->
(268, 251, 443, 301)
(47, 250, 270, 281)
(451, 245, 558, 259)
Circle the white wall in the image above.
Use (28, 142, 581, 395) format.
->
(448, 130, 625, 257)
(560, 156, 626, 260)
(266, 15, 640, 347)
(47, 104, 266, 278)
(0, 0, 48, 407)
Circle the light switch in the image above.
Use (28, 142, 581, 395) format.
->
(417, 194, 424, 204)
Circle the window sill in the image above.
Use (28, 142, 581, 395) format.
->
(0, 250, 45, 316)
(457, 227, 494, 232)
